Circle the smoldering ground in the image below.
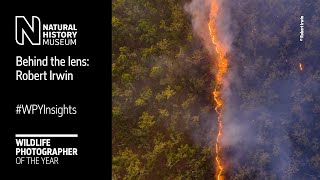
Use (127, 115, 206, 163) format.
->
(186, 0, 320, 179)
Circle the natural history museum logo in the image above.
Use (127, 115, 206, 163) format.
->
(15, 16, 77, 46)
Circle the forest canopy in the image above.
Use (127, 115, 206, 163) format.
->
(112, 0, 320, 179)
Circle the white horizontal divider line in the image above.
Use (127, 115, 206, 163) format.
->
(15, 134, 78, 138)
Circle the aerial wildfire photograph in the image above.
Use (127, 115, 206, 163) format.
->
(112, 0, 320, 179)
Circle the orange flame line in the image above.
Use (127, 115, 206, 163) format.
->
(299, 63, 303, 71)
(208, 7, 228, 180)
